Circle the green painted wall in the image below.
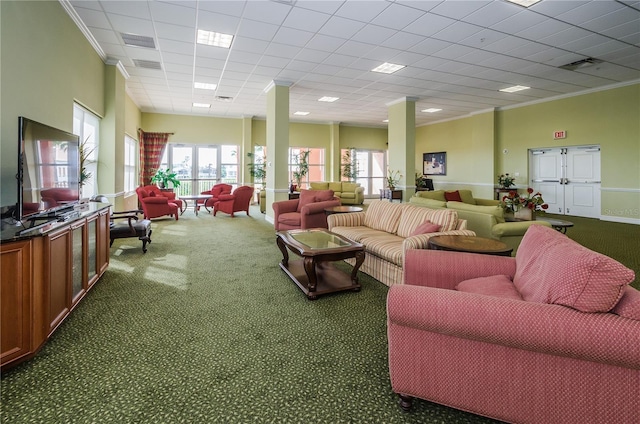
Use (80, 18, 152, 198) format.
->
(1, 0, 105, 208)
(141, 113, 244, 144)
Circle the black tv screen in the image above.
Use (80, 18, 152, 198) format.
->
(18, 117, 80, 220)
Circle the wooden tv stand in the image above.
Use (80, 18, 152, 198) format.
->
(0, 204, 110, 370)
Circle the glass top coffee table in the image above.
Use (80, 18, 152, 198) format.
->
(276, 229, 365, 300)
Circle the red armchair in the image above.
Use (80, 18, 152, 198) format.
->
(142, 185, 183, 212)
(198, 183, 232, 211)
(136, 186, 179, 220)
(272, 189, 341, 231)
(40, 188, 79, 209)
(213, 185, 253, 217)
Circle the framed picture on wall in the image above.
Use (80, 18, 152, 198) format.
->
(424, 152, 446, 175)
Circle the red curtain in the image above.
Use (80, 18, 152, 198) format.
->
(138, 130, 171, 186)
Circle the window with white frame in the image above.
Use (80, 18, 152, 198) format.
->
(289, 147, 324, 188)
(124, 134, 138, 193)
(73, 104, 100, 198)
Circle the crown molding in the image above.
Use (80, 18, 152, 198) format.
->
(59, 0, 106, 61)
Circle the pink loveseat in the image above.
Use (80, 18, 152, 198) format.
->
(388, 225, 639, 424)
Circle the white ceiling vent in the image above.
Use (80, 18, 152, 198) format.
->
(216, 96, 233, 102)
(133, 59, 162, 70)
(121, 33, 156, 49)
(559, 58, 603, 71)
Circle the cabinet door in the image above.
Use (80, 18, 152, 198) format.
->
(46, 228, 72, 335)
(71, 221, 85, 304)
(1, 240, 32, 365)
(86, 214, 98, 288)
(96, 208, 110, 276)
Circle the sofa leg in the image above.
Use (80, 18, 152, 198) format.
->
(398, 394, 413, 411)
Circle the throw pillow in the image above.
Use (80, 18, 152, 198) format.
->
(296, 190, 317, 212)
(514, 225, 634, 313)
(444, 190, 462, 202)
(456, 275, 523, 301)
(410, 220, 441, 236)
(611, 286, 640, 321)
(149, 191, 156, 197)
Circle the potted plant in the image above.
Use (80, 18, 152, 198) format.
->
(498, 173, 516, 189)
(151, 168, 181, 189)
(386, 169, 402, 190)
(341, 148, 358, 182)
(292, 149, 310, 189)
(247, 151, 267, 186)
(501, 188, 549, 220)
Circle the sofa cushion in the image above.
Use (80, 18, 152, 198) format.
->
(359, 233, 405, 267)
(340, 192, 355, 199)
(397, 204, 459, 237)
(364, 200, 403, 234)
(410, 197, 447, 209)
(313, 189, 335, 202)
(329, 182, 343, 193)
(444, 190, 462, 202)
(296, 190, 317, 212)
(342, 182, 359, 192)
(456, 275, 523, 300)
(331, 226, 387, 243)
(457, 190, 476, 205)
(611, 286, 640, 320)
(446, 201, 506, 223)
(278, 212, 301, 227)
(514, 225, 634, 312)
(310, 182, 329, 190)
(410, 220, 441, 236)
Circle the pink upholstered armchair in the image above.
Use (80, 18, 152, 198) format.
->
(136, 186, 179, 220)
(272, 189, 341, 231)
(213, 185, 253, 217)
(387, 225, 639, 424)
(142, 185, 183, 212)
(198, 183, 232, 211)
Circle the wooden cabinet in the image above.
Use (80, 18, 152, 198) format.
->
(0, 206, 110, 369)
(0, 240, 32, 365)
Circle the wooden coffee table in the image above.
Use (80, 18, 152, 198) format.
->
(276, 229, 365, 300)
(428, 235, 513, 257)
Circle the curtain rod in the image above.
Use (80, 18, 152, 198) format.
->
(138, 128, 175, 135)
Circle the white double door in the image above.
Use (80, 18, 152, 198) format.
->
(529, 146, 601, 218)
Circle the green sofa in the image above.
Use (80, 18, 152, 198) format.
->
(309, 182, 364, 205)
(409, 190, 551, 254)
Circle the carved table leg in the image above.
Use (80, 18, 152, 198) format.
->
(276, 236, 289, 267)
(303, 256, 318, 300)
(351, 250, 365, 290)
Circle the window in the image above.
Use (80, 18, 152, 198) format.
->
(73, 104, 100, 198)
(289, 147, 325, 188)
(124, 135, 138, 193)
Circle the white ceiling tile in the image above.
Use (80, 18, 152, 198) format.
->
(427, 0, 490, 19)
(101, 1, 151, 19)
(432, 22, 482, 44)
(197, 9, 240, 34)
(404, 14, 455, 37)
(318, 16, 366, 39)
(334, 1, 390, 22)
(236, 19, 279, 41)
(381, 31, 425, 50)
(197, 1, 245, 17)
(107, 13, 155, 36)
(150, 1, 196, 26)
(242, 1, 292, 25)
(162, 52, 194, 66)
(490, 10, 549, 34)
(232, 36, 270, 54)
(272, 27, 315, 47)
(74, 7, 111, 29)
(195, 44, 230, 60)
(154, 22, 195, 43)
(158, 39, 193, 55)
(305, 34, 348, 53)
(282, 7, 331, 32)
(264, 42, 301, 59)
(89, 27, 121, 45)
(295, 1, 344, 14)
(515, 18, 573, 41)
(556, 1, 627, 25)
(462, 1, 520, 27)
(335, 40, 376, 57)
(351, 24, 397, 45)
(371, 2, 424, 30)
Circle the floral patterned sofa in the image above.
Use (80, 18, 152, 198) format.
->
(327, 200, 474, 287)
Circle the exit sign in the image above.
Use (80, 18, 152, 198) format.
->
(554, 130, 567, 139)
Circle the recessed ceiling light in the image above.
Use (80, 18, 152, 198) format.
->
(294, 111, 310, 116)
(197, 30, 233, 48)
(371, 62, 406, 74)
(506, 0, 541, 7)
(194, 82, 217, 90)
(499, 85, 531, 93)
(318, 96, 339, 102)
(422, 108, 443, 113)
(193, 102, 211, 108)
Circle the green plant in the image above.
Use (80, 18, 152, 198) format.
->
(151, 168, 181, 188)
(498, 173, 516, 188)
(386, 169, 402, 189)
(341, 148, 358, 181)
(415, 173, 427, 189)
(247, 151, 267, 185)
(292, 150, 310, 187)
(79, 137, 95, 187)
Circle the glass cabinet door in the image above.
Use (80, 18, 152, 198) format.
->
(71, 223, 84, 302)
(87, 216, 97, 284)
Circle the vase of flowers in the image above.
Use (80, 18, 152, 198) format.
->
(498, 173, 516, 189)
(501, 188, 549, 220)
(386, 169, 402, 190)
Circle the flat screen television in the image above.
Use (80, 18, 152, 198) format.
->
(17, 117, 81, 221)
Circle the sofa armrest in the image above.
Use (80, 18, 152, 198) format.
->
(492, 220, 551, 237)
(403, 229, 476, 251)
(403, 249, 517, 289)
(387, 284, 640, 369)
(142, 197, 169, 205)
(327, 211, 365, 229)
(301, 199, 341, 215)
(354, 186, 365, 204)
(272, 199, 299, 215)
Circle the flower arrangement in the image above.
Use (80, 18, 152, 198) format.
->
(497, 173, 516, 189)
(501, 188, 549, 213)
(386, 169, 402, 189)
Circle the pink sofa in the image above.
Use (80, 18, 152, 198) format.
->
(388, 225, 639, 424)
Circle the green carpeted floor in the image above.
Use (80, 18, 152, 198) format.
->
(1, 205, 638, 423)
